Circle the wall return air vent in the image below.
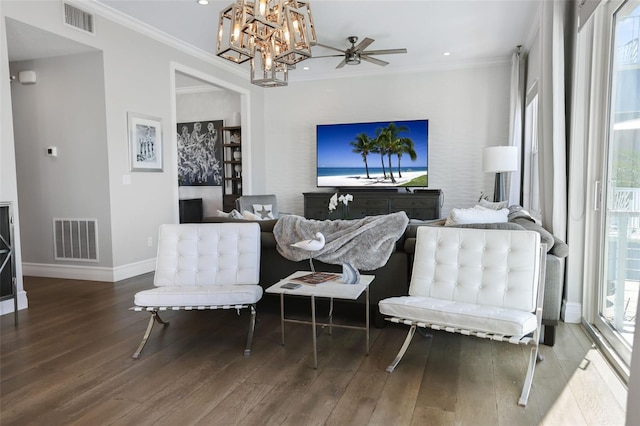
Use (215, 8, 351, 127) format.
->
(63, 3, 95, 34)
(53, 219, 99, 262)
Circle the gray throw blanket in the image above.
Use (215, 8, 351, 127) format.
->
(274, 212, 409, 271)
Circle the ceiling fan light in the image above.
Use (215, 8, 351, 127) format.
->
(345, 52, 360, 65)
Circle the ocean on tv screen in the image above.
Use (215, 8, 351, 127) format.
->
(317, 167, 428, 188)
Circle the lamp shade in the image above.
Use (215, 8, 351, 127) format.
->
(482, 146, 518, 173)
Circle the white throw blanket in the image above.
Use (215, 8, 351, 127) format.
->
(274, 212, 409, 271)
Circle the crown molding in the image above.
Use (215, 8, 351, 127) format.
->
(75, 0, 248, 81)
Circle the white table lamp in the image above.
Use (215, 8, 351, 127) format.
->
(483, 146, 518, 202)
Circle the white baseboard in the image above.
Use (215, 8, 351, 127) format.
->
(22, 259, 155, 283)
(562, 300, 583, 323)
(112, 259, 156, 281)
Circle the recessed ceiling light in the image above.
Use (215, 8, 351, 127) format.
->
(197, 0, 209, 4)
(443, 52, 451, 56)
(303, 66, 310, 70)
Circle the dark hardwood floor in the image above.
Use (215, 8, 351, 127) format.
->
(0, 275, 627, 425)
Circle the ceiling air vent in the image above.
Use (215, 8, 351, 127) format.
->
(63, 3, 94, 34)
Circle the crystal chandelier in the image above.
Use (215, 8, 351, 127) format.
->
(216, 0, 317, 87)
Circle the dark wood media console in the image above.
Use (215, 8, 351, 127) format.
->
(303, 190, 442, 220)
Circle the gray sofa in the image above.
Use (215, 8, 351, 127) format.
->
(204, 206, 567, 345)
(403, 207, 568, 346)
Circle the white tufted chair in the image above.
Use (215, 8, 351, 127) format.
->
(379, 226, 546, 406)
(131, 223, 262, 358)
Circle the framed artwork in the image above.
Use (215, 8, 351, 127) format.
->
(177, 120, 223, 186)
(128, 112, 163, 172)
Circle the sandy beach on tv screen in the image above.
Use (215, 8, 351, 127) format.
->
(317, 171, 427, 188)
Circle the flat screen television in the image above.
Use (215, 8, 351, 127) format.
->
(316, 119, 429, 188)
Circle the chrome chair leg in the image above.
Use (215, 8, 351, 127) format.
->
(386, 324, 417, 372)
(132, 311, 169, 359)
(518, 345, 539, 406)
(244, 304, 257, 356)
(154, 311, 169, 325)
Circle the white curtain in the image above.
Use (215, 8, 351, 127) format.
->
(538, 0, 569, 239)
(507, 48, 525, 206)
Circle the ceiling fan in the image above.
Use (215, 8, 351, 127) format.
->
(313, 36, 408, 69)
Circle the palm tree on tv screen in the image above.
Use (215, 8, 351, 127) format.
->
(373, 127, 389, 180)
(396, 137, 417, 178)
(350, 132, 374, 179)
(384, 135, 400, 183)
(377, 122, 410, 184)
(342, 122, 419, 184)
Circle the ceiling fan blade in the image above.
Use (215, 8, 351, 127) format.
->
(335, 59, 347, 69)
(315, 43, 346, 54)
(311, 54, 345, 59)
(362, 48, 408, 55)
(361, 55, 389, 67)
(354, 37, 374, 52)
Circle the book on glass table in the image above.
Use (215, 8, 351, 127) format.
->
(290, 272, 340, 285)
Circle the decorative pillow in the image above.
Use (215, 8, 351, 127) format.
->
(478, 198, 509, 210)
(217, 209, 243, 219)
(242, 210, 263, 221)
(252, 204, 275, 220)
(444, 206, 508, 226)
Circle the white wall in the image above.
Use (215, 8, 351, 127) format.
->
(10, 52, 112, 267)
(264, 63, 511, 216)
(176, 86, 241, 218)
